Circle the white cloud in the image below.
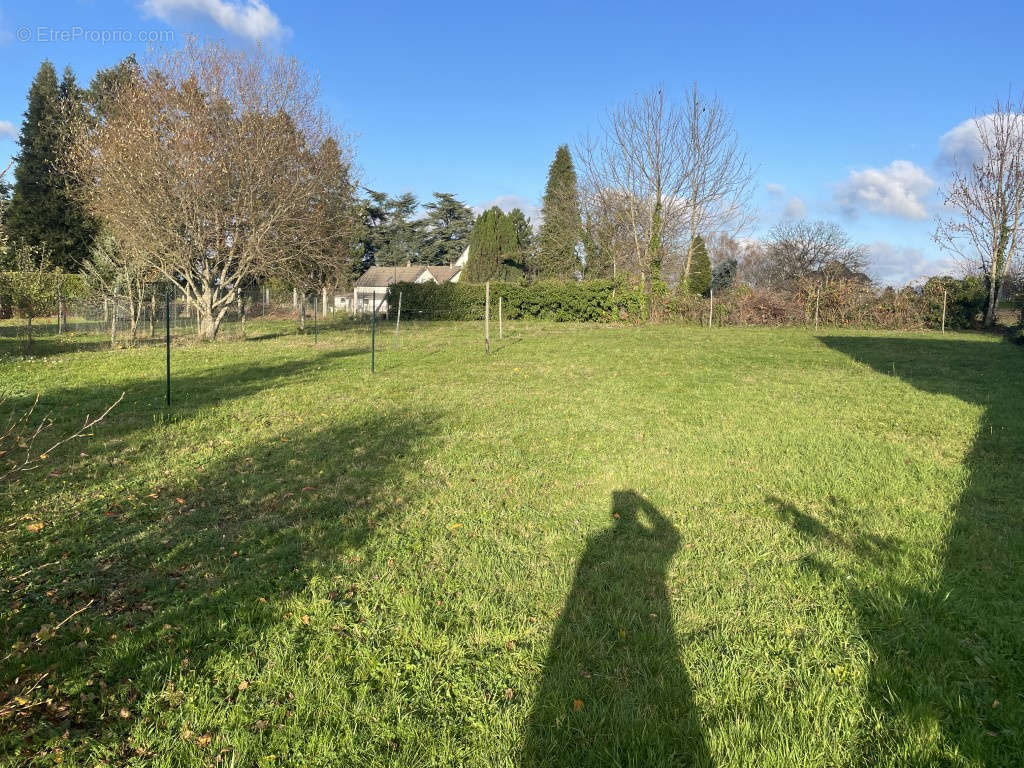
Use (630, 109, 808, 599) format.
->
(474, 195, 542, 228)
(782, 196, 806, 219)
(936, 113, 1024, 168)
(939, 116, 986, 167)
(0, 121, 16, 140)
(834, 160, 935, 220)
(141, 0, 287, 42)
(866, 241, 960, 287)
(764, 184, 806, 219)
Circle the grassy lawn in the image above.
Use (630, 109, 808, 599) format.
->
(1, 319, 1022, 767)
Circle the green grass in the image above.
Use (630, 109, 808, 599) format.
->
(1, 319, 1022, 767)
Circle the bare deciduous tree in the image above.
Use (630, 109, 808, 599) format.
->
(761, 219, 868, 287)
(81, 230, 155, 347)
(679, 85, 755, 290)
(271, 136, 360, 332)
(67, 40, 356, 340)
(934, 98, 1024, 326)
(577, 88, 688, 292)
(577, 85, 753, 295)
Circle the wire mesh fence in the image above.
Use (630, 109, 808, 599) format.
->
(0, 283, 363, 352)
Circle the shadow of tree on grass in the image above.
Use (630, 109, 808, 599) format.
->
(779, 336, 1024, 766)
(1, 355, 437, 761)
(521, 491, 712, 768)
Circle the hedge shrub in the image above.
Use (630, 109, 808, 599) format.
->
(386, 280, 646, 322)
(659, 275, 988, 330)
(386, 275, 992, 331)
(921, 276, 987, 329)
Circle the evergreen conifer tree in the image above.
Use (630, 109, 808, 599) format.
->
(420, 192, 474, 264)
(536, 145, 582, 279)
(465, 207, 527, 282)
(465, 207, 503, 283)
(7, 61, 94, 271)
(686, 235, 712, 296)
(504, 207, 533, 278)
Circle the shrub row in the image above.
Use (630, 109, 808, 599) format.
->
(389, 275, 990, 330)
(665, 276, 988, 330)
(386, 280, 647, 322)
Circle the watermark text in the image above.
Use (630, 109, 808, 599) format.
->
(17, 26, 174, 45)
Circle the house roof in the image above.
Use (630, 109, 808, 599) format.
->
(354, 266, 427, 288)
(425, 265, 462, 283)
(354, 264, 463, 288)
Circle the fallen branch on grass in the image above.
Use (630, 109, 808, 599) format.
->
(1, 392, 125, 484)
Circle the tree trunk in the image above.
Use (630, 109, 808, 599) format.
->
(195, 287, 220, 341)
(984, 259, 1000, 327)
(127, 296, 140, 346)
(196, 310, 221, 341)
(239, 294, 246, 338)
(195, 299, 225, 341)
(56, 291, 65, 334)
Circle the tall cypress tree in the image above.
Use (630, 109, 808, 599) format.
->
(7, 62, 94, 271)
(685, 235, 712, 296)
(536, 145, 582, 280)
(465, 207, 525, 283)
(505, 207, 533, 277)
(465, 207, 503, 283)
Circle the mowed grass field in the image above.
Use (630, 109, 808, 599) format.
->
(1, 319, 1022, 767)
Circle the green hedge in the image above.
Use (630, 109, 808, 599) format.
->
(386, 280, 646, 322)
(921, 275, 987, 329)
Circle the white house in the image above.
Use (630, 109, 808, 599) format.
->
(345, 248, 469, 314)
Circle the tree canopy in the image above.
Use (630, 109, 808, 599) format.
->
(67, 40, 358, 340)
(420, 192, 474, 265)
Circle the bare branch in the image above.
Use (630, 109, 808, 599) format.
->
(934, 96, 1024, 326)
(1, 392, 124, 484)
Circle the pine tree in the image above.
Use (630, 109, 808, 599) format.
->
(420, 192, 474, 264)
(685, 236, 712, 296)
(375, 193, 422, 268)
(357, 189, 390, 271)
(7, 62, 94, 271)
(536, 145, 582, 280)
(86, 55, 140, 121)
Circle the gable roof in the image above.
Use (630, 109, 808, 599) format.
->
(425, 265, 462, 283)
(354, 266, 427, 288)
(355, 264, 463, 288)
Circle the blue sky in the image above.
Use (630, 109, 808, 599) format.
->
(1, 0, 1021, 284)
